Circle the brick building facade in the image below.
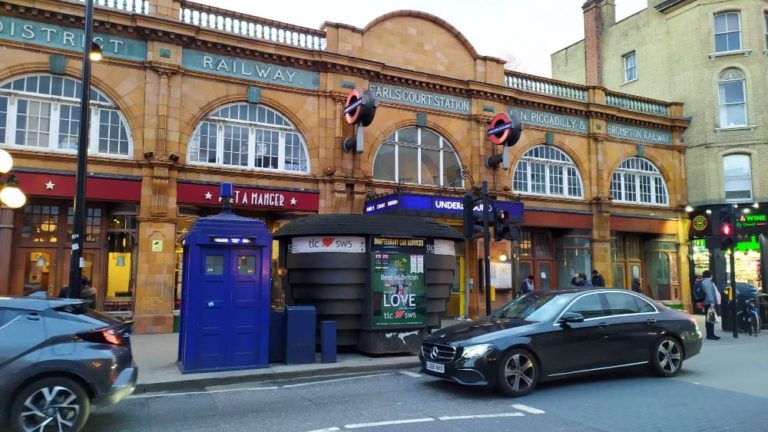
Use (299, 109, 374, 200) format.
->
(0, 0, 689, 333)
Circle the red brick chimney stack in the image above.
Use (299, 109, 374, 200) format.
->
(582, 0, 616, 86)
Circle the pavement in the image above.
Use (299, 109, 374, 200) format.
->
(130, 314, 766, 394)
(131, 319, 464, 393)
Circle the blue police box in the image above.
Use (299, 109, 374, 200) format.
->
(178, 183, 272, 373)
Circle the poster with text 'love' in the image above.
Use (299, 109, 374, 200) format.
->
(371, 237, 427, 328)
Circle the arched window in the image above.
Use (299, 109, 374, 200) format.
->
(610, 157, 668, 206)
(0, 74, 132, 157)
(188, 103, 309, 173)
(718, 68, 746, 128)
(512, 145, 583, 199)
(372, 126, 463, 187)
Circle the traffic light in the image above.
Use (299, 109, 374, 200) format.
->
(463, 192, 483, 239)
(493, 207, 510, 241)
(719, 207, 736, 250)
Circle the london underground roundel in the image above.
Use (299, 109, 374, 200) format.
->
(343, 89, 377, 126)
(487, 112, 523, 146)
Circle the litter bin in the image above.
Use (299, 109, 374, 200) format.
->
(285, 305, 316, 364)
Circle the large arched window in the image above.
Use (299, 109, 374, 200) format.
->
(610, 157, 668, 206)
(512, 145, 583, 199)
(372, 126, 463, 187)
(0, 74, 132, 157)
(188, 103, 309, 173)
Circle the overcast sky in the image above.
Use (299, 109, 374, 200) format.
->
(194, 0, 648, 77)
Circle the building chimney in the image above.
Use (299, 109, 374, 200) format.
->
(582, 0, 615, 86)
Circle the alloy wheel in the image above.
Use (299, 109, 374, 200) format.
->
(503, 353, 536, 393)
(656, 339, 682, 374)
(20, 385, 81, 432)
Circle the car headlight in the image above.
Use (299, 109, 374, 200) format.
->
(461, 344, 493, 359)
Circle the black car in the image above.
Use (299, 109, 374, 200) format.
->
(0, 296, 138, 432)
(420, 289, 702, 397)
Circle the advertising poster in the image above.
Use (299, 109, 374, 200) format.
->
(371, 237, 427, 328)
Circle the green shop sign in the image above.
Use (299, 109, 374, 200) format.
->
(508, 107, 587, 133)
(370, 237, 427, 328)
(368, 83, 471, 114)
(736, 212, 768, 235)
(607, 122, 672, 145)
(182, 49, 320, 90)
(0, 16, 146, 61)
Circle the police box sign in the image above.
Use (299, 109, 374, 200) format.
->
(291, 236, 366, 253)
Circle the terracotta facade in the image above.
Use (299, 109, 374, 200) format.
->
(0, 0, 689, 332)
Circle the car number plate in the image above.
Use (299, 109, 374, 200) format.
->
(426, 361, 444, 373)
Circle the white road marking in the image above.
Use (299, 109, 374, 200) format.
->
(399, 370, 422, 378)
(438, 413, 525, 420)
(512, 404, 546, 414)
(128, 386, 278, 399)
(282, 373, 393, 388)
(345, 418, 435, 428)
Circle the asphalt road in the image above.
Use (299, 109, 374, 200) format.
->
(85, 354, 767, 432)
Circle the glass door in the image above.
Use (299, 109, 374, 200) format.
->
(537, 261, 553, 291)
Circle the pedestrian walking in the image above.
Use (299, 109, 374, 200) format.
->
(701, 270, 720, 340)
(521, 275, 535, 294)
(591, 269, 606, 287)
(631, 277, 641, 293)
(580, 272, 593, 288)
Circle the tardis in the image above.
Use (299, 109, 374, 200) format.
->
(178, 184, 272, 373)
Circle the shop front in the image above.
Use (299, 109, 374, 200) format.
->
(175, 181, 320, 316)
(6, 171, 141, 316)
(689, 205, 767, 297)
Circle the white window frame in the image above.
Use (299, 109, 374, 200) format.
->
(717, 68, 747, 129)
(187, 103, 310, 174)
(0, 74, 132, 158)
(714, 12, 742, 53)
(623, 51, 637, 83)
(513, 145, 584, 199)
(372, 126, 463, 188)
(610, 157, 669, 207)
(723, 154, 752, 202)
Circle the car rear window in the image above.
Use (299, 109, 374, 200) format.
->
(53, 304, 124, 327)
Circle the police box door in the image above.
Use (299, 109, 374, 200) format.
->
(196, 246, 266, 370)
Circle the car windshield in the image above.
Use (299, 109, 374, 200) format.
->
(491, 292, 573, 322)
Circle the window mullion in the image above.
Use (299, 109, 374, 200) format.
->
(248, 127, 256, 169)
(278, 131, 286, 171)
(216, 124, 224, 165)
(417, 147, 422, 185)
(438, 146, 444, 188)
(49, 102, 60, 150)
(89, 106, 99, 154)
(7, 96, 18, 145)
(394, 145, 399, 182)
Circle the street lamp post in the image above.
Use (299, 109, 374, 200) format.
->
(67, 0, 101, 298)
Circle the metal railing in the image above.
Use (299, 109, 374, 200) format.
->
(605, 93, 670, 116)
(504, 71, 587, 101)
(70, 0, 149, 14)
(178, 1, 327, 50)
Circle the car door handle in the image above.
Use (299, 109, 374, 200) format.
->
(646, 319, 657, 325)
(598, 321, 609, 327)
(27, 313, 40, 321)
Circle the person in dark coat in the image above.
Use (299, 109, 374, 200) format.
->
(521, 275, 535, 294)
(591, 269, 606, 287)
(631, 277, 642, 293)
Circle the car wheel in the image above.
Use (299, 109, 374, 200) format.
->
(9, 376, 90, 432)
(497, 348, 538, 397)
(651, 336, 683, 377)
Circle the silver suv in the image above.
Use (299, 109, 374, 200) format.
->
(0, 296, 138, 432)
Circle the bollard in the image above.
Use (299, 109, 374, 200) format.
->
(321, 321, 337, 363)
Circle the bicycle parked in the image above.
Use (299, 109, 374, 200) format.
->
(736, 296, 761, 337)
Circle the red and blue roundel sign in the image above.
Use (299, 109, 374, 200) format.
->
(344, 89, 364, 124)
(487, 112, 523, 146)
(487, 113, 512, 145)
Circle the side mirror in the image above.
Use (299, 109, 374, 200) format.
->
(558, 312, 585, 326)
